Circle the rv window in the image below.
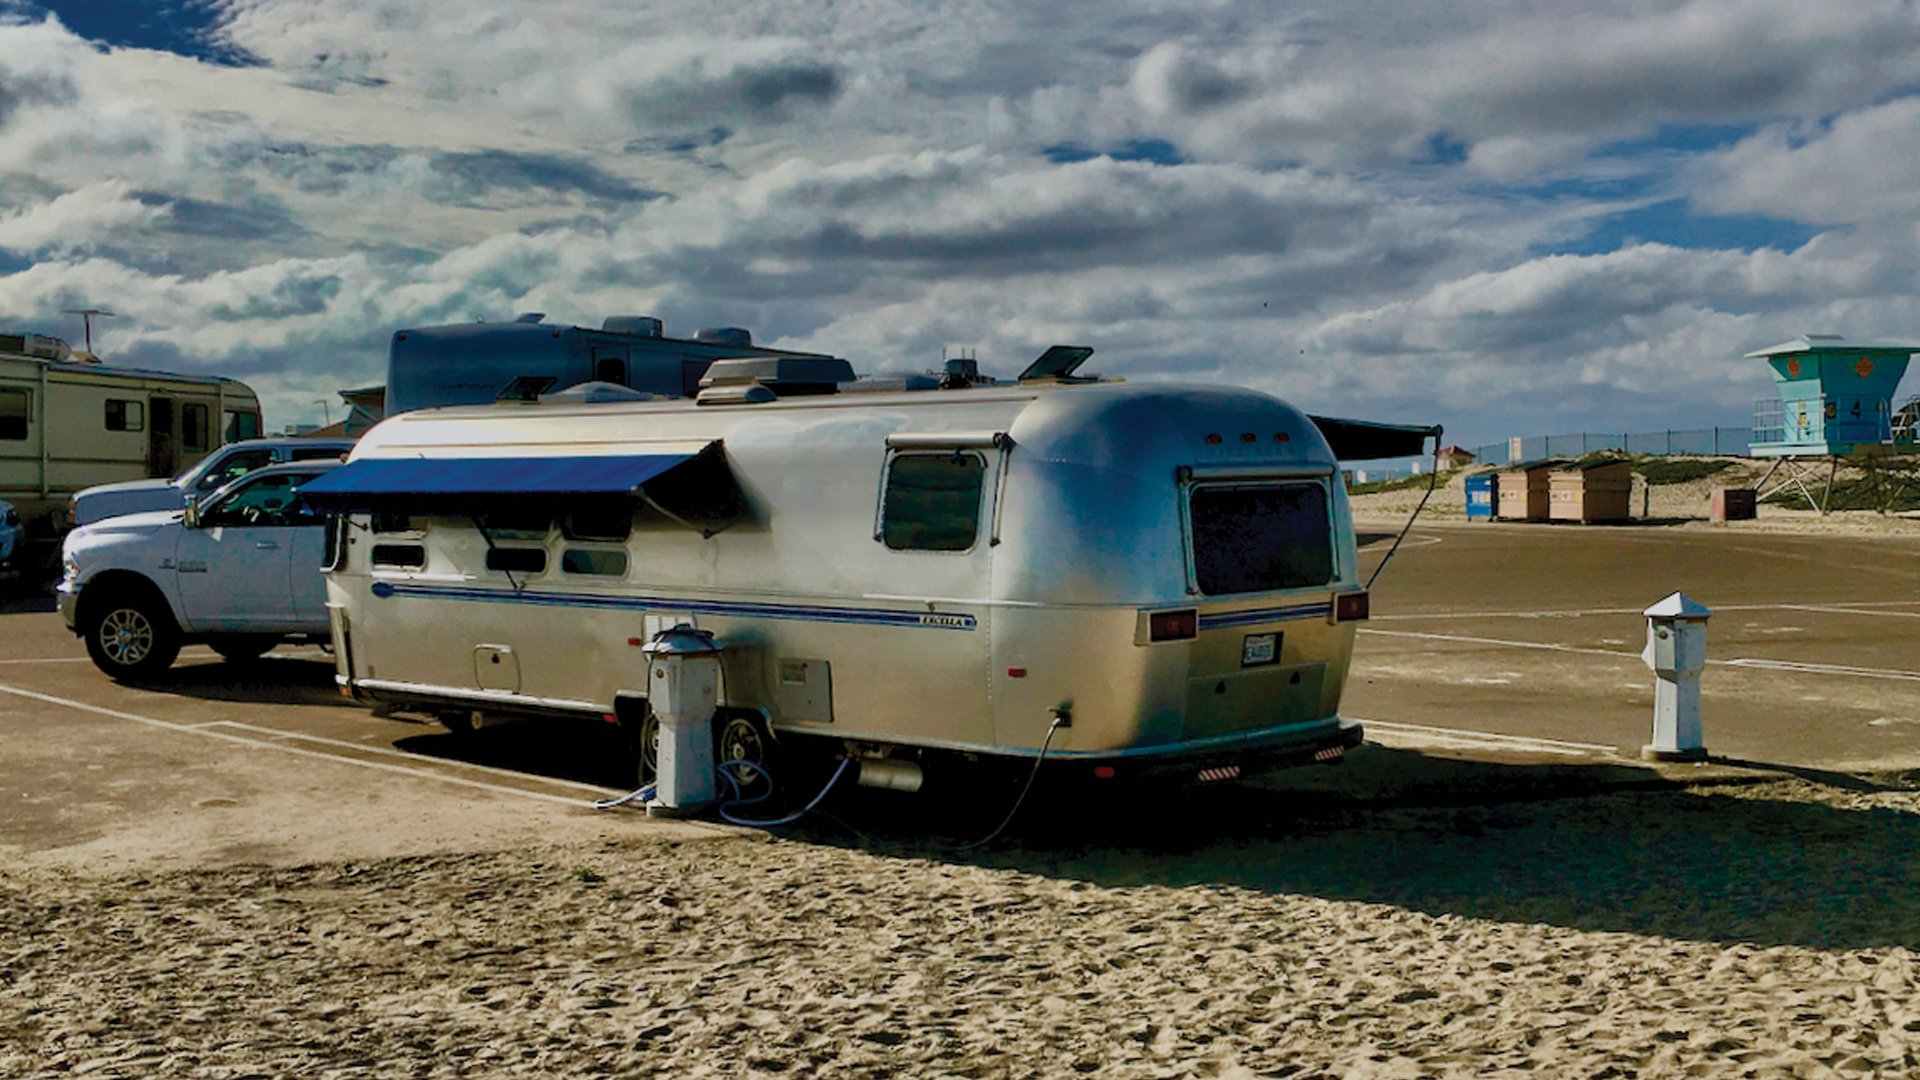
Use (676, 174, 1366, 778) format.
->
(182, 403, 209, 451)
(371, 544, 427, 570)
(562, 548, 628, 576)
(372, 511, 425, 534)
(0, 389, 27, 441)
(224, 410, 260, 442)
(105, 399, 145, 432)
(486, 547, 548, 574)
(1189, 482, 1334, 595)
(480, 510, 550, 540)
(881, 452, 986, 552)
(564, 507, 632, 543)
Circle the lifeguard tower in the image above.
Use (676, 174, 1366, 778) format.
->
(1748, 334, 1920, 512)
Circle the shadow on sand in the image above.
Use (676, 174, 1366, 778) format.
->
(780, 743, 1920, 952)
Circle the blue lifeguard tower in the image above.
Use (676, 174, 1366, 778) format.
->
(1749, 334, 1920, 510)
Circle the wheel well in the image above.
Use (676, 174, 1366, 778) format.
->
(75, 571, 176, 633)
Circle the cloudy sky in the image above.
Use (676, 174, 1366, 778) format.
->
(3, 0, 1919, 450)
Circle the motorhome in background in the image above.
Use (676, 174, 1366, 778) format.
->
(306, 347, 1435, 794)
(0, 332, 263, 534)
(385, 314, 841, 417)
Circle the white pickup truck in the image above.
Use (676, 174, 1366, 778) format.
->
(58, 461, 339, 680)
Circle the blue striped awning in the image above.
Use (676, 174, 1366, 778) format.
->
(299, 452, 700, 506)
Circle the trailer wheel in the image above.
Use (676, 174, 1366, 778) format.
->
(636, 711, 660, 785)
(84, 591, 180, 681)
(716, 714, 775, 798)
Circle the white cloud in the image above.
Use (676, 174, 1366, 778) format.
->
(0, 181, 168, 252)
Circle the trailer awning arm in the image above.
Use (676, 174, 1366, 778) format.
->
(1307, 416, 1443, 461)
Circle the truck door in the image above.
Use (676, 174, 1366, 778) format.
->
(172, 471, 304, 630)
(147, 397, 177, 479)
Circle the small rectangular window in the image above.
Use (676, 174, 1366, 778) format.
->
(480, 510, 550, 540)
(1189, 483, 1333, 595)
(105, 399, 145, 432)
(182, 403, 209, 450)
(562, 548, 628, 576)
(564, 506, 633, 543)
(371, 544, 427, 569)
(880, 452, 986, 551)
(0, 389, 28, 441)
(485, 547, 547, 574)
(372, 510, 424, 534)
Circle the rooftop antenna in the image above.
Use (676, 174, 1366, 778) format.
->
(61, 308, 115, 355)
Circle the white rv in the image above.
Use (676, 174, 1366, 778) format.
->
(0, 333, 263, 533)
(305, 351, 1432, 789)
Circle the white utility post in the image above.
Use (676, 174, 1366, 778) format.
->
(1640, 592, 1711, 761)
(643, 625, 723, 817)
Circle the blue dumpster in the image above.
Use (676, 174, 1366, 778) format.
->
(1465, 473, 1499, 521)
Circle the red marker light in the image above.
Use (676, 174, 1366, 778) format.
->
(1149, 609, 1198, 641)
(1205, 433, 1222, 445)
(1335, 592, 1370, 622)
(1093, 766, 1116, 779)
(1007, 667, 1027, 678)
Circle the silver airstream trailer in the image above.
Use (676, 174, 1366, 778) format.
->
(303, 350, 1431, 789)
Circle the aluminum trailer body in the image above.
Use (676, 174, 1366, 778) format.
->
(309, 377, 1380, 782)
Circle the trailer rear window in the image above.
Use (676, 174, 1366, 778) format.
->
(1189, 483, 1333, 595)
(0, 389, 26, 441)
(881, 452, 986, 551)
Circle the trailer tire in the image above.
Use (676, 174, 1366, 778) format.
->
(84, 589, 180, 681)
(716, 713, 775, 799)
(635, 711, 660, 785)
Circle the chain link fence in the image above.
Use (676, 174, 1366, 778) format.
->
(1470, 427, 1750, 467)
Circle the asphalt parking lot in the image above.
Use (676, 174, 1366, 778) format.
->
(1349, 519, 1920, 771)
(2, 518, 1918, 868)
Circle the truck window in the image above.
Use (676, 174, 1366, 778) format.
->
(0, 389, 27, 440)
(196, 448, 276, 492)
(202, 472, 325, 529)
(881, 452, 986, 552)
(105, 399, 145, 432)
(1189, 482, 1333, 595)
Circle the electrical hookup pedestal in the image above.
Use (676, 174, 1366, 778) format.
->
(1641, 593, 1711, 762)
(643, 626, 723, 818)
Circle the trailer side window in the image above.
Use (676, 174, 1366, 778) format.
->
(881, 452, 986, 552)
(105, 399, 145, 432)
(564, 507, 632, 543)
(562, 548, 628, 576)
(182, 403, 209, 451)
(0, 389, 27, 440)
(370, 544, 427, 570)
(224, 409, 260, 442)
(1189, 482, 1333, 594)
(485, 547, 548, 574)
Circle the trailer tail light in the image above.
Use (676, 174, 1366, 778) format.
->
(1149, 609, 1198, 642)
(1334, 592, 1370, 622)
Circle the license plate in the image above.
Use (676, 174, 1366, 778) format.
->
(1241, 632, 1278, 667)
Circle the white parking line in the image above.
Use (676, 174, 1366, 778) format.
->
(1358, 718, 1618, 757)
(1360, 628, 1920, 683)
(0, 682, 625, 805)
(1370, 600, 1920, 622)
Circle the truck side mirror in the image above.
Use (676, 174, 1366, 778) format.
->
(182, 495, 201, 529)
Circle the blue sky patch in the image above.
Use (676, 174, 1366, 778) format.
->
(1044, 139, 1185, 166)
(1541, 198, 1823, 256)
(31, 1, 256, 66)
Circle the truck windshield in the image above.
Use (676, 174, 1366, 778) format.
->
(1189, 482, 1333, 594)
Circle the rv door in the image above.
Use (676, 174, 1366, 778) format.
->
(148, 397, 177, 479)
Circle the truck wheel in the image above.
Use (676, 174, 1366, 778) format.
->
(85, 594, 181, 681)
(210, 636, 278, 663)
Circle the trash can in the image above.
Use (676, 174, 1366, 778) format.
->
(1549, 459, 1633, 523)
(1464, 474, 1499, 521)
(1496, 459, 1561, 521)
(1711, 487, 1756, 522)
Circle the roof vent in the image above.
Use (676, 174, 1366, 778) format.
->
(695, 327, 752, 347)
(602, 316, 664, 337)
(540, 381, 658, 404)
(514, 312, 546, 324)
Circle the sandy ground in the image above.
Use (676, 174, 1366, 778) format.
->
(7, 770, 1920, 1078)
